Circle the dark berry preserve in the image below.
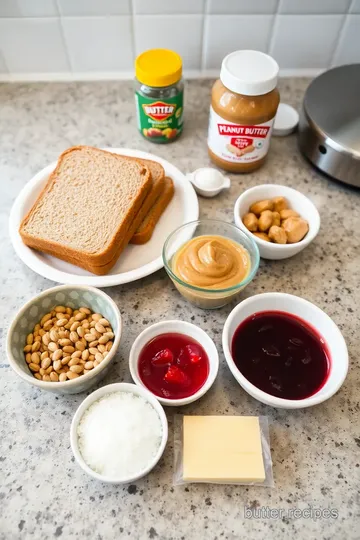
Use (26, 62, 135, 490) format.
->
(231, 311, 330, 400)
(138, 333, 209, 399)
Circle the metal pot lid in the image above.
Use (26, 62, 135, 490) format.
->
(303, 64, 360, 159)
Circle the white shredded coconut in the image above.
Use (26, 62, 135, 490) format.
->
(77, 391, 163, 478)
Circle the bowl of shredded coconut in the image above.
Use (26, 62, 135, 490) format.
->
(70, 382, 168, 483)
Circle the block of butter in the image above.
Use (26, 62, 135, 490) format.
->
(183, 416, 266, 483)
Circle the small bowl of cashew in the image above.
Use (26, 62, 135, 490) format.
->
(234, 184, 320, 260)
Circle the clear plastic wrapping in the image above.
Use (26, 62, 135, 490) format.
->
(173, 415, 274, 487)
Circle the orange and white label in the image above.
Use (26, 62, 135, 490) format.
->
(207, 107, 274, 163)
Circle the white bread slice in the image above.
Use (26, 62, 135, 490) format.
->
(19, 146, 151, 267)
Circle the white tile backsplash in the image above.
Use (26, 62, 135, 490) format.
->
(134, 15, 203, 70)
(333, 15, 360, 65)
(0, 0, 58, 17)
(62, 16, 133, 72)
(207, 0, 278, 15)
(270, 15, 343, 69)
(0, 0, 358, 78)
(279, 0, 351, 14)
(57, 0, 130, 16)
(204, 15, 273, 70)
(349, 0, 360, 13)
(0, 51, 8, 73)
(134, 0, 204, 14)
(0, 18, 69, 73)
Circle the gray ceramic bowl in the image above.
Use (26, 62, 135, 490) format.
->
(6, 285, 122, 394)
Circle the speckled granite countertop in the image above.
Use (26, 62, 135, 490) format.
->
(0, 79, 359, 540)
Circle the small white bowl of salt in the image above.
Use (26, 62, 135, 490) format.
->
(70, 382, 168, 484)
(187, 167, 230, 197)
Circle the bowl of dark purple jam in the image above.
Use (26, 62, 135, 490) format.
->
(222, 293, 348, 408)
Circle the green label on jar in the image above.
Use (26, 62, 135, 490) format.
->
(135, 91, 183, 142)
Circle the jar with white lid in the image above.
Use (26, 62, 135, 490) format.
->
(208, 50, 280, 173)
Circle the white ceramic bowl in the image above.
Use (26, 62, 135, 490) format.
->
(129, 320, 219, 406)
(222, 293, 348, 409)
(234, 184, 320, 260)
(6, 285, 122, 394)
(70, 383, 168, 484)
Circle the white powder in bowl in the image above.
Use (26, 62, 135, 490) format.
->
(77, 391, 163, 479)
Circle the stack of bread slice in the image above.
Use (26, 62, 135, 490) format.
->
(19, 146, 174, 275)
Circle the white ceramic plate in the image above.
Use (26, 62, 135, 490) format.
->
(9, 148, 199, 287)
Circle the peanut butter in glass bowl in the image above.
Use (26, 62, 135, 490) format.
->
(163, 220, 260, 309)
(208, 50, 280, 173)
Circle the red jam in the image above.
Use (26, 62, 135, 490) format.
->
(138, 333, 209, 399)
(231, 311, 330, 400)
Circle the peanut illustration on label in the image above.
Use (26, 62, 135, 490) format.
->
(226, 144, 255, 157)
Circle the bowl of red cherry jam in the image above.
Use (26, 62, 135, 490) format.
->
(129, 320, 219, 406)
(222, 293, 348, 409)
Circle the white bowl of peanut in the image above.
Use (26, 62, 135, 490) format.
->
(6, 285, 122, 394)
(234, 184, 320, 260)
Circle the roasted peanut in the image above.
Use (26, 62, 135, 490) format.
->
(29, 363, 40, 372)
(95, 322, 106, 334)
(70, 331, 79, 343)
(49, 329, 59, 342)
(31, 352, 40, 364)
(79, 307, 91, 315)
(41, 357, 51, 370)
(70, 321, 81, 332)
(66, 371, 79, 380)
(52, 349, 63, 362)
(249, 199, 274, 216)
(68, 357, 80, 366)
(70, 365, 83, 374)
(40, 313, 52, 327)
(75, 341, 85, 351)
(268, 225, 287, 244)
(31, 341, 41, 353)
(243, 212, 258, 232)
(48, 342, 58, 352)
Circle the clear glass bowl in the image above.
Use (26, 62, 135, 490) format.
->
(163, 219, 260, 309)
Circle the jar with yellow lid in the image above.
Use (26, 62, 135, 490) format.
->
(135, 49, 184, 143)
